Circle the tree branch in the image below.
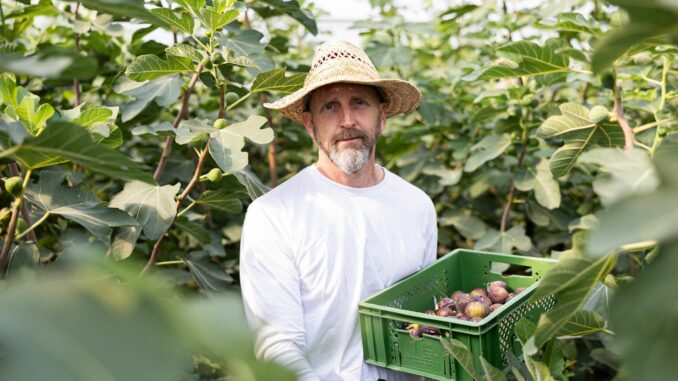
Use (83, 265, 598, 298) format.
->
(614, 82, 635, 151)
(260, 93, 278, 186)
(73, 2, 81, 106)
(0, 169, 32, 278)
(153, 66, 202, 182)
(500, 128, 528, 234)
(143, 146, 211, 273)
(9, 163, 37, 244)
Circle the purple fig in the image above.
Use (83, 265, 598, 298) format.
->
(470, 288, 487, 298)
(515, 287, 526, 295)
(489, 303, 503, 313)
(422, 326, 440, 335)
(489, 286, 509, 304)
(456, 293, 474, 312)
(437, 297, 455, 310)
(407, 324, 424, 340)
(436, 306, 456, 317)
(465, 301, 490, 318)
(505, 293, 515, 303)
(451, 290, 465, 301)
(476, 295, 492, 307)
(487, 281, 508, 290)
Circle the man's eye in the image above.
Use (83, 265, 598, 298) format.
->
(322, 103, 334, 111)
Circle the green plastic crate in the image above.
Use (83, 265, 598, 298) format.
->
(358, 249, 557, 381)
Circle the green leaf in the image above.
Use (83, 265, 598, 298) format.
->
(107, 226, 141, 260)
(213, 0, 235, 13)
(438, 210, 487, 240)
(234, 170, 270, 200)
(14, 93, 54, 136)
(73, 107, 114, 127)
(24, 171, 138, 244)
(165, 44, 203, 63)
(568, 214, 598, 232)
(579, 148, 659, 206)
(525, 252, 616, 354)
(609, 241, 678, 381)
(464, 40, 571, 81)
(131, 122, 177, 137)
(515, 159, 561, 210)
(255, 0, 317, 35)
(197, 8, 238, 32)
(175, 119, 217, 145)
(514, 317, 537, 344)
(208, 115, 273, 173)
(115, 76, 182, 122)
(125, 54, 193, 81)
(537, 103, 625, 177)
(2, 122, 154, 183)
(440, 337, 482, 381)
(0, 48, 97, 80)
(555, 310, 606, 337)
(474, 226, 532, 253)
(174, 0, 206, 11)
(480, 356, 507, 381)
(109, 181, 180, 240)
(5, 242, 39, 279)
(422, 163, 462, 186)
(541, 340, 565, 378)
(251, 68, 306, 94)
(540, 12, 601, 35)
(649, 132, 678, 189)
(78, 0, 162, 25)
(463, 134, 512, 172)
(587, 190, 678, 256)
(174, 217, 211, 245)
(365, 42, 414, 68)
(218, 30, 274, 73)
(182, 257, 233, 292)
(150, 8, 194, 34)
(195, 189, 243, 213)
(591, 0, 678, 73)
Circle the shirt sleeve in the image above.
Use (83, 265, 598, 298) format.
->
(239, 201, 321, 381)
(421, 199, 438, 268)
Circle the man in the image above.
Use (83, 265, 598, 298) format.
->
(239, 41, 437, 381)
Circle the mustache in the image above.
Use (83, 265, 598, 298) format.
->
(332, 128, 368, 143)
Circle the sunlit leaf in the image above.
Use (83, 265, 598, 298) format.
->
(463, 134, 512, 172)
(555, 310, 606, 337)
(439, 337, 482, 381)
(579, 148, 659, 206)
(195, 189, 243, 213)
(208, 115, 273, 173)
(109, 181, 180, 240)
(515, 159, 561, 209)
(125, 54, 193, 81)
(464, 40, 571, 80)
(1, 122, 154, 183)
(251, 68, 306, 94)
(537, 103, 625, 177)
(474, 226, 532, 253)
(197, 8, 238, 32)
(115, 76, 182, 122)
(24, 171, 138, 244)
(150, 8, 194, 34)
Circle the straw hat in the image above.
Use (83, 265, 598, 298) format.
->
(263, 41, 421, 123)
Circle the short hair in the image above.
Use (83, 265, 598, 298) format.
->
(303, 85, 386, 112)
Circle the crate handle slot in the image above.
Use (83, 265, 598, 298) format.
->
(489, 261, 534, 278)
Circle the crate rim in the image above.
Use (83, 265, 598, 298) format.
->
(358, 248, 557, 328)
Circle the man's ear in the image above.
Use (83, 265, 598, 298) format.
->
(378, 104, 388, 133)
(302, 112, 315, 138)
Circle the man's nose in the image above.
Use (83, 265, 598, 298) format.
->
(339, 106, 356, 128)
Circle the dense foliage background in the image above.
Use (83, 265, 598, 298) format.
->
(0, 0, 677, 380)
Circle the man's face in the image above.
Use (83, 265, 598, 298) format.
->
(302, 83, 386, 174)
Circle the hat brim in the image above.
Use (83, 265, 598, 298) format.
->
(263, 76, 421, 123)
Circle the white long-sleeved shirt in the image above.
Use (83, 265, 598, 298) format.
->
(239, 164, 437, 380)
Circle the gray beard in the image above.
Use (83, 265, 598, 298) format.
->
(313, 122, 380, 175)
(328, 144, 371, 174)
